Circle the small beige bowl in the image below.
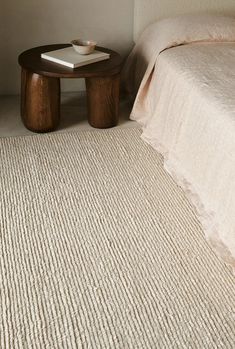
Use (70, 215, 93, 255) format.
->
(71, 39, 97, 55)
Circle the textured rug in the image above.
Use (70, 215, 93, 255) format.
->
(0, 128, 235, 349)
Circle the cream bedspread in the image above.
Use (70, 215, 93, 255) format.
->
(123, 15, 235, 271)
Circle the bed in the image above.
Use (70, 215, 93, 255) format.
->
(123, 5, 235, 272)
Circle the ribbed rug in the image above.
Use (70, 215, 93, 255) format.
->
(0, 128, 235, 349)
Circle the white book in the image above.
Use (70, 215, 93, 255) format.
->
(41, 47, 110, 68)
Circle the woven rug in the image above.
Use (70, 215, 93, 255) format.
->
(0, 128, 235, 349)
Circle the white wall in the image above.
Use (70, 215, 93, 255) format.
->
(0, 0, 134, 95)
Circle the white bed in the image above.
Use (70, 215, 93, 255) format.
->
(123, 6, 235, 272)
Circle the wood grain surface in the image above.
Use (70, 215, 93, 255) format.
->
(18, 45, 122, 78)
(21, 69, 60, 132)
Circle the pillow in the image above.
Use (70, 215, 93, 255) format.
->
(122, 14, 235, 95)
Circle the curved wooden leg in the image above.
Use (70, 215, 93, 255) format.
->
(21, 68, 60, 133)
(85, 73, 120, 128)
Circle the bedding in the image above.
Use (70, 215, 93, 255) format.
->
(122, 14, 235, 272)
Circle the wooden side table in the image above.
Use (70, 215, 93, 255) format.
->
(18, 44, 122, 132)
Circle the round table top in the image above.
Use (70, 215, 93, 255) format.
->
(18, 44, 123, 78)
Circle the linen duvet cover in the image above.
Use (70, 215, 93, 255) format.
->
(123, 14, 235, 272)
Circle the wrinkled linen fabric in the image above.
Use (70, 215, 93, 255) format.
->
(122, 14, 235, 272)
(122, 14, 235, 98)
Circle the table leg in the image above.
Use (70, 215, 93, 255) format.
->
(21, 68, 60, 133)
(85, 73, 120, 128)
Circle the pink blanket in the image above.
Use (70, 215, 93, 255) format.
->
(123, 14, 235, 273)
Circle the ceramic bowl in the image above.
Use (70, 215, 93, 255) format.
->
(71, 39, 97, 55)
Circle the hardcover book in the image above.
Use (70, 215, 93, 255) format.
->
(41, 47, 110, 68)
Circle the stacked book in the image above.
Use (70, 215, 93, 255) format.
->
(41, 47, 110, 69)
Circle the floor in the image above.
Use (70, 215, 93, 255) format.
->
(0, 92, 137, 138)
